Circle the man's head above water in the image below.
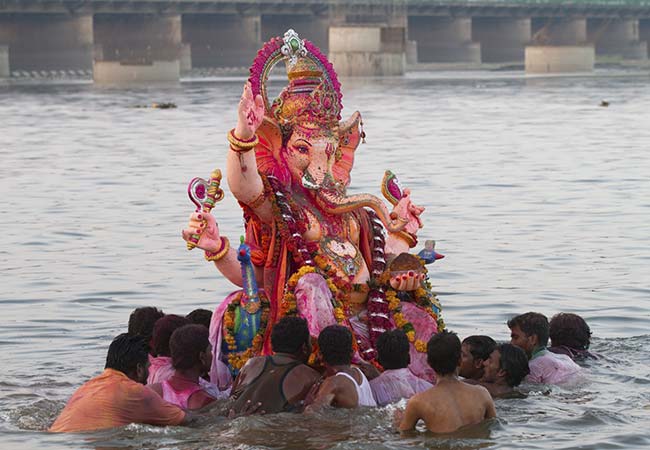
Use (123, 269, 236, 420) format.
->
(128, 306, 164, 353)
(318, 325, 353, 367)
(105, 333, 150, 384)
(459, 335, 497, 380)
(426, 330, 462, 376)
(508, 312, 549, 357)
(482, 344, 530, 387)
(271, 316, 311, 361)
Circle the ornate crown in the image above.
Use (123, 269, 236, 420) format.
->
(249, 29, 343, 135)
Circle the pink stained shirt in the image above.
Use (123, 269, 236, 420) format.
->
(148, 355, 175, 385)
(526, 349, 582, 384)
(160, 380, 204, 410)
(370, 368, 433, 406)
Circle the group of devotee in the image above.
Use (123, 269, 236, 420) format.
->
(49, 307, 594, 435)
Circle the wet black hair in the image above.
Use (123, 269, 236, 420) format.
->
(170, 324, 210, 370)
(105, 333, 149, 374)
(376, 329, 410, 370)
(152, 314, 191, 357)
(186, 308, 213, 329)
(318, 325, 352, 366)
(427, 330, 461, 375)
(127, 306, 164, 349)
(462, 335, 497, 361)
(549, 313, 592, 350)
(507, 312, 550, 347)
(271, 316, 310, 354)
(497, 344, 530, 387)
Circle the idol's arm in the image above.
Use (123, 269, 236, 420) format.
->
(226, 82, 273, 223)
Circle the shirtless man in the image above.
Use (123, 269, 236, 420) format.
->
(307, 325, 377, 409)
(229, 317, 320, 414)
(478, 344, 530, 398)
(400, 330, 496, 434)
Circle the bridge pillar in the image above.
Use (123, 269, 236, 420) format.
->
(182, 14, 261, 69)
(0, 45, 8, 78)
(93, 14, 182, 83)
(526, 18, 594, 73)
(588, 19, 647, 60)
(262, 15, 329, 54)
(472, 18, 531, 63)
(408, 17, 480, 63)
(0, 13, 93, 74)
(329, 25, 406, 76)
(641, 20, 650, 58)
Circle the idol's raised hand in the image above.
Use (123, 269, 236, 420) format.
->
(235, 81, 265, 140)
(391, 188, 425, 236)
(181, 211, 221, 253)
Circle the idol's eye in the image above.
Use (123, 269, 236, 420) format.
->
(295, 145, 309, 155)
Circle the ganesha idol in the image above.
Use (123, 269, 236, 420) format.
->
(182, 30, 445, 388)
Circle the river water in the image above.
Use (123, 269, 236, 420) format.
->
(1, 70, 649, 449)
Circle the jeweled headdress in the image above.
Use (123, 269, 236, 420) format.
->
(249, 29, 343, 132)
(248, 30, 363, 188)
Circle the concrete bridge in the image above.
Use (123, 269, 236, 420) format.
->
(1, 0, 650, 80)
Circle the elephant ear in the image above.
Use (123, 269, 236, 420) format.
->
(334, 111, 362, 187)
(255, 116, 291, 186)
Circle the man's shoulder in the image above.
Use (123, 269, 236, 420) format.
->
(287, 363, 321, 382)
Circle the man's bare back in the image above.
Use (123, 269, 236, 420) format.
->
(400, 377, 496, 434)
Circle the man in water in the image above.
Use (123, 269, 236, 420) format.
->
(399, 330, 496, 433)
(307, 325, 377, 409)
(186, 308, 213, 330)
(148, 314, 191, 384)
(478, 344, 530, 397)
(127, 306, 164, 354)
(49, 334, 187, 433)
(508, 312, 581, 384)
(148, 324, 221, 410)
(548, 313, 596, 360)
(370, 330, 432, 406)
(459, 335, 497, 380)
(229, 317, 321, 414)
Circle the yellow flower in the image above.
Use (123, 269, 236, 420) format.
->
(406, 331, 416, 342)
(334, 308, 346, 323)
(415, 339, 427, 353)
(394, 313, 406, 327)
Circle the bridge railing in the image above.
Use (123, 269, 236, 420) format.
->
(10, 0, 650, 7)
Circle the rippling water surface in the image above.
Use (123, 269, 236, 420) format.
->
(1, 71, 649, 449)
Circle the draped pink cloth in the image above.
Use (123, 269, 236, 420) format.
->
(208, 291, 245, 390)
(295, 273, 338, 337)
(400, 302, 439, 383)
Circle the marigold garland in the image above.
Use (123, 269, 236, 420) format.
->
(224, 291, 271, 370)
(385, 280, 443, 353)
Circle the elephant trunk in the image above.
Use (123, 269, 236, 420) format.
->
(315, 185, 407, 233)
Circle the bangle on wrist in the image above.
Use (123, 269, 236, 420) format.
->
(228, 128, 258, 152)
(205, 237, 230, 262)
